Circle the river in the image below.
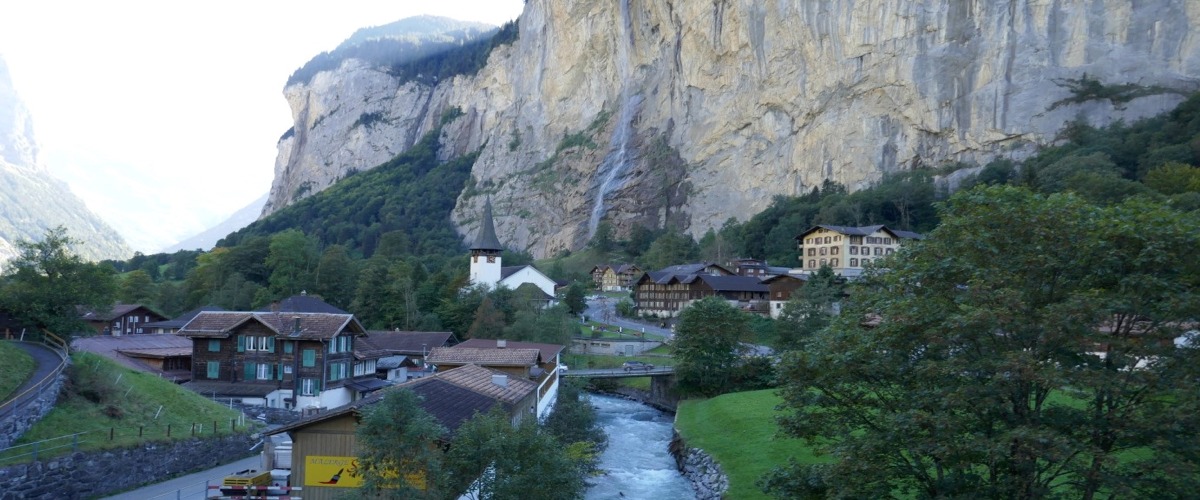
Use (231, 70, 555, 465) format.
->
(585, 394, 695, 500)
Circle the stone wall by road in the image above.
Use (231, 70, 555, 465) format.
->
(0, 434, 258, 500)
(0, 373, 64, 451)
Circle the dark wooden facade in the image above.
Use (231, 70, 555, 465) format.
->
(634, 273, 769, 317)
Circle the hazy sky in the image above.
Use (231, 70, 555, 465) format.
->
(0, 0, 524, 254)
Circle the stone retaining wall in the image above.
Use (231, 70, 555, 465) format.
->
(0, 433, 258, 500)
(669, 431, 729, 500)
(0, 374, 65, 451)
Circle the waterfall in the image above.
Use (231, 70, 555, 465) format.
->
(588, 0, 640, 238)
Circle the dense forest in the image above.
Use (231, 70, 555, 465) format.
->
(77, 92, 1200, 342)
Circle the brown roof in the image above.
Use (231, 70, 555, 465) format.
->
(267, 364, 533, 437)
(79, 304, 165, 322)
(177, 311, 363, 340)
(426, 346, 539, 367)
(71, 334, 193, 377)
(117, 347, 193, 358)
(434, 364, 537, 405)
(361, 331, 454, 355)
(454, 338, 564, 362)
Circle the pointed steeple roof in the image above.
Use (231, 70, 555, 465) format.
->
(471, 197, 503, 252)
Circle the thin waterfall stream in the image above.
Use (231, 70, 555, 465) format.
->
(588, 0, 641, 238)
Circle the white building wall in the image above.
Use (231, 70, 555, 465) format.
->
(470, 255, 502, 289)
(499, 266, 557, 298)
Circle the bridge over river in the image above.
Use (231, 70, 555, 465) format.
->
(560, 366, 675, 378)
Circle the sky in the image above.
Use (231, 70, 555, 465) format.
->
(0, 0, 525, 254)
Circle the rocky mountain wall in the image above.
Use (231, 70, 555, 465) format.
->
(264, 1, 1200, 258)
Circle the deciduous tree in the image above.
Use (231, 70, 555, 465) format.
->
(672, 296, 749, 397)
(0, 226, 116, 335)
(354, 388, 447, 499)
(766, 186, 1200, 498)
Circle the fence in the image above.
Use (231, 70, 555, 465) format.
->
(0, 415, 253, 465)
(0, 329, 69, 421)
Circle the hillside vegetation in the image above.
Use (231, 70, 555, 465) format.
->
(0, 352, 252, 463)
(0, 341, 34, 400)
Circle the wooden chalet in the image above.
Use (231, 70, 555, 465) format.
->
(264, 364, 537, 500)
(79, 304, 168, 336)
(426, 338, 564, 418)
(761, 273, 808, 318)
(71, 334, 194, 382)
(178, 311, 379, 411)
(634, 269, 769, 318)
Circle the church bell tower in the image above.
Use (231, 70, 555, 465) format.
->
(469, 198, 503, 288)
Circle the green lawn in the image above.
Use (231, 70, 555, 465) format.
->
(676, 390, 827, 499)
(0, 341, 36, 400)
(0, 352, 257, 464)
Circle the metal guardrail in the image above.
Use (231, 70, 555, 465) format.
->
(0, 432, 89, 465)
(0, 330, 69, 421)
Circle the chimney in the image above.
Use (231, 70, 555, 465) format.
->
(497, 339, 507, 349)
(491, 374, 508, 387)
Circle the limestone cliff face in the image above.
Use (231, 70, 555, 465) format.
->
(265, 1, 1200, 257)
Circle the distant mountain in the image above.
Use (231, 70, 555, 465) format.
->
(0, 56, 130, 263)
(159, 193, 268, 253)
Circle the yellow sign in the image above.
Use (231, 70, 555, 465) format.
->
(304, 456, 363, 488)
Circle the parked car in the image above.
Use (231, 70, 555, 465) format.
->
(622, 360, 654, 371)
(558, 364, 569, 373)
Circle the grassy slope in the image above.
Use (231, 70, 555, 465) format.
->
(0, 341, 35, 400)
(676, 389, 826, 499)
(1, 352, 255, 463)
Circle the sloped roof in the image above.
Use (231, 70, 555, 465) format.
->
(361, 331, 454, 355)
(454, 338, 564, 362)
(256, 294, 349, 315)
(795, 224, 923, 241)
(682, 274, 769, 293)
(471, 198, 503, 252)
(71, 333, 193, 376)
(654, 262, 733, 276)
(761, 273, 808, 285)
(117, 347, 193, 358)
(144, 306, 226, 329)
(177, 311, 362, 340)
(426, 346, 540, 367)
(267, 364, 530, 438)
(79, 304, 165, 322)
(433, 364, 537, 405)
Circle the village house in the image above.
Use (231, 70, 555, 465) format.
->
(633, 264, 769, 318)
(79, 304, 168, 336)
(761, 273, 808, 319)
(590, 264, 644, 291)
(359, 330, 456, 381)
(71, 334, 194, 382)
(263, 363, 538, 500)
(178, 310, 381, 412)
(794, 225, 924, 278)
(425, 338, 564, 419)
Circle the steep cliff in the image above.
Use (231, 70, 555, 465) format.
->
(265, 1, 1200, 258)
(0, 57, 131, 263)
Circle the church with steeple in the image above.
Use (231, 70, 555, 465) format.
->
(469, 198, 561, 301)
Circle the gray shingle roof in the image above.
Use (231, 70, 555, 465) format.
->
(426, 346, 540, 366)
(454, 338, 564, 362)
(471, 198, 503, 251)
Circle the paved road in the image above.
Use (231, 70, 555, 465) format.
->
(1, 341, 65, 416)
(583, 297, 673, 339)
(102, 454, 263, 500)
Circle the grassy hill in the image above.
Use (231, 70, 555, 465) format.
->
(676, 390, 826, 499)
(0, 341, 34, 400)
(0, 352, 255, 464)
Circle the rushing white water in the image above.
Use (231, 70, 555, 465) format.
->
(588, 0, 641, 238)
(585, 394, 695, 500)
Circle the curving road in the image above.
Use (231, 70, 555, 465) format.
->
(0, 341, 66, 417)
(583, 296, 673, 339)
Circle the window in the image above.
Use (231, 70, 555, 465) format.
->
(874, 247, 882, 256)
(300, 378, 319, 396)
(831, 246, 839, 255)
(206, 361, 220, 379)
(819, 247, 827, 256)
(850, 236, 863, 245)
(824, 236, 831, 244)
(831, 258, 839, 267)
(820, 258, 827, 266)
(886, 248, 895, 255)
(283, 341, 294, 354)
(849, 246, 858, 255)
(208, 339, 220, 352)
(807, 248, 815, 257)
(328, 362, 348, 381)
(302, 349, 316, 367)
(808, 260, 815, 268)
(850, 258, 859, 267)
